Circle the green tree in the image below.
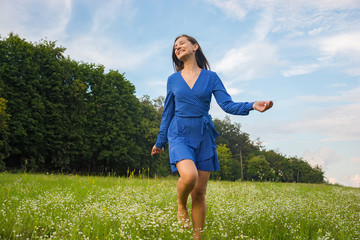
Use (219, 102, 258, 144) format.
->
(213, 116, 256, 158)
(290, 157, 324, 183)
(260, 150, 292, 182)
(247, 155, 274, 181)
(310, 165, 325, 183)
(0, 98, 9, 128)
(0, 34, 147, 175)
(0, 97, 10, 170)
(276, 157, 295, 182)
(212, 144, 233, 180)
(85, 69, 143, 175)
(62, 60, 93, 173)
(138, 95, 170, 176)
(0, 34, 68, 171)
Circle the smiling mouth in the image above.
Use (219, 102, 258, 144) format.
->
(178, 50, 185, 55)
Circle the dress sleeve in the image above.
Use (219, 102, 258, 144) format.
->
(155, 78, 175, 148)
(212, 73, 254, 115)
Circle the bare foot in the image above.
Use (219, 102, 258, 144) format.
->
(193, 227, 203, 240)
(177, 204, 190, 229)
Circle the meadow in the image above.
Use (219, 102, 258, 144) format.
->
(0, 173, 359, 240)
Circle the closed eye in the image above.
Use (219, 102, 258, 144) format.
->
(174, 41, 185, 50)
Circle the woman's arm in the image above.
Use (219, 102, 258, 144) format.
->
(213, 73, 272, 114)
(212, 73, 254, 115)
(153, 78, 175, 150)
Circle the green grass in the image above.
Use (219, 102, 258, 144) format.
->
(0, 173, 359, 240)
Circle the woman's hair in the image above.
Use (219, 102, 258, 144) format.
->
(172, 34, 210, 72)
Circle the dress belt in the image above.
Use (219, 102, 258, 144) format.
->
(175, 114, 218, 136)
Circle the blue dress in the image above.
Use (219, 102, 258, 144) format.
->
(155, 69, 254, 172)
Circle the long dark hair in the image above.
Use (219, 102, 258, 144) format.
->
(172, 34, 210, 72)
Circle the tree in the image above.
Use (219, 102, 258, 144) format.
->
(214, 116, 255, 157)
(137, 95, 171, 176)
(0, 34, 147, 175)
(212, 144, 233, 180)
(0, 34, 68, 171)
(85, 69, 143, 175)
(260, 150, 293, 182)
(0, 97, 10, 170)
(275, 157, 295, 182)
(213, 116, 258, 177)
(310, 165, 325, 183)
(290, 157, 324, 183)
(247, 155, 274, 181)
(62, 60, 98, 173)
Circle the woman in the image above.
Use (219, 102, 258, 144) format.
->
(151, 34, 273, 239)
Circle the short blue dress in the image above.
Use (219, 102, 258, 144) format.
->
(155, 69, 254, 172)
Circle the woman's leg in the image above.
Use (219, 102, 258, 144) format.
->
(191, 170, 210, 240)
(176, 159, 198, 227)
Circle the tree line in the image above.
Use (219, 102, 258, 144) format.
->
(0, 34, 324, 183)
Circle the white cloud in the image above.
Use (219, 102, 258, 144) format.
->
(206, 0, 360, 81)
(295, 86, 360, 103)
(250, 87, 360, 143)
(345, 67, 360, 76)
(328, 177, 337, 184)
(212, 4, 282, 81)
(214, 41, 280, 81)
(282, 64, 320, 77)
(0, 0, 155, 72)
(206, 0, 249, 20)
(287, 31, 305, 37)
(316, 32, 360, 75)
(227, 87, 245, 96)
(279, 85, 360, 141)
(207, 0, 360, 35)
(90, 0, 136, 33)
(282, 32, 360, 78)
(310, 0, 360, 9)
(65, 0, 162, 72)
(0, 0, 72, 41)
(337, 88, 360, 101)
(308, 27, 325, 36)
(350, 174, 360, 188)
(333, 174, 360, 188)
(319, 32, 360, 58)
(148, 80, 166, 88)
(350, 157, 360, 163)
(302, 146, 340, 168)
(66, 36, 164, 71)
(329, 83, 347, 87)
(207, 1, 360, 81)
(253, 9, 274, 41)
(295, 95, 341, 103)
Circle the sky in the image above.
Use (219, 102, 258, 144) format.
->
(1, 0, 359, 187)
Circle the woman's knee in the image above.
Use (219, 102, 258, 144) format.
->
(191, 186, 207, 200)
(191, 170, 209, 200)
(177, 159, 198, 187)
(181, 172, 198, 188)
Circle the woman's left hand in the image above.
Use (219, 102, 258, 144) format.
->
(253, 101, 273, 112)
(151, 145, 164, 156)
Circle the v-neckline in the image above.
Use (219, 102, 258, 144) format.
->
(180, 69, 203, 90)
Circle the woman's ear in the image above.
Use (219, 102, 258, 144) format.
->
(193, 43, 199, 52)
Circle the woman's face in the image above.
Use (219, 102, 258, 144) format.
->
(174, 36, 198, 61)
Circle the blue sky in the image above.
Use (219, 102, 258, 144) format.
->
(1, 0, 360, 187)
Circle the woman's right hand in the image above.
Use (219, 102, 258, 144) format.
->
(151, 145, 164, 156)
(253, 101, 273, 112)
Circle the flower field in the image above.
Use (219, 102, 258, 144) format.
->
(0, 173, 359, 239)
